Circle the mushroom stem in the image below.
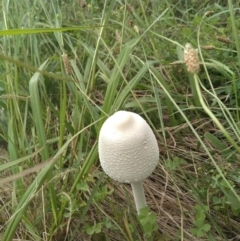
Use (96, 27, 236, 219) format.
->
(131, 181, 147, 214)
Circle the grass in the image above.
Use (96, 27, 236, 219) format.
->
(0, 0, 240, 240)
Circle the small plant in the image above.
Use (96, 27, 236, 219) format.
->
(191, 204, 211, 238)
(82, 217, 115, 237)
(83, 221, 103, 235)
(211, 173, 240, 216)
(138, 207, 158, 240)
(165, 156, 187, 171)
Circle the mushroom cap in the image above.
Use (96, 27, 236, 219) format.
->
(98, 111, 159, 183)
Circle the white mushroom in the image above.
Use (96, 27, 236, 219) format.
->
(98, 110, 159, 213)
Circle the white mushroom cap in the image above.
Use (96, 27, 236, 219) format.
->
(98, 111, 159, 183)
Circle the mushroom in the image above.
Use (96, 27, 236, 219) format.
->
(98, 110, 159, 214)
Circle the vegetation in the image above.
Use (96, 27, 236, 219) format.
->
(0, 0, 240, 240)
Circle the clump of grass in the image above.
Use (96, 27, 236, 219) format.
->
(0, 0, 240, 241)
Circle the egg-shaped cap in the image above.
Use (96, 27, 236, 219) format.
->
(98, 111, 159, 183)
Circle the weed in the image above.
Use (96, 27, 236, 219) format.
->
(191, 205, 211, 238)
(138, 207, 158, 240)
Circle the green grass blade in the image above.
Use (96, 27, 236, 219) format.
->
(228, 0, 240, 67)
(29, 59, 58, 226)
(100, 37, 140, 120)
(0, 26, 108, 36)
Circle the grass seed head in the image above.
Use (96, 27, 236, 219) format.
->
(78, 0, 86, 8)
(126, 3, 133, 13)
(184, 43, 200, 74)
(216, 36, 231, 44)
(201, 45, 215, 50)
(115, 30, 122, 44)
(62, 53, 72, 75)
